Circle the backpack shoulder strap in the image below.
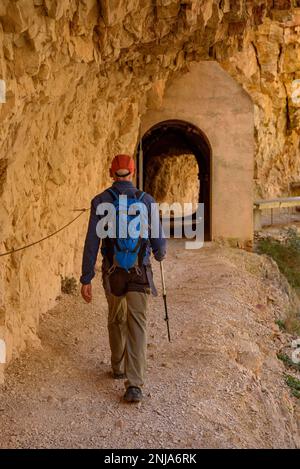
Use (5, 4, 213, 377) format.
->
(107, 188, 119, 201)
(135, 190, 145, 202)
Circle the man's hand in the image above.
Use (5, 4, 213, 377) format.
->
(81, 283, 92, 303)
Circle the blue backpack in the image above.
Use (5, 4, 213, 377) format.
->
(107, 187, 148, 272)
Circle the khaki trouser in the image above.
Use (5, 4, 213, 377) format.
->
(106, 291, 149, 389)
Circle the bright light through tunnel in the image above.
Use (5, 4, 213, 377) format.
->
(144, 153, 200, 217)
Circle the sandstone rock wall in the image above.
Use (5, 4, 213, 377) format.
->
(0, 1, 299, 378)
(218, 8, 300, 198)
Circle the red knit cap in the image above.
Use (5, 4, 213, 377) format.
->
(110, 154, 135, 176)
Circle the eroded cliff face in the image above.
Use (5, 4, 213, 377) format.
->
(219, 8, 300, 199)
(0, 1, 299, 375)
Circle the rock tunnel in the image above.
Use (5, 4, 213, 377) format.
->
(0, 0, 300, 388)
(136, 120, 211, 240)
(139, 61, 254, 245)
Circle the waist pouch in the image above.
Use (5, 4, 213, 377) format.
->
(102, 258, 157, 297)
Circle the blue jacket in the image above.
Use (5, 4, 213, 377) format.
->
(80, 180, 167, 285)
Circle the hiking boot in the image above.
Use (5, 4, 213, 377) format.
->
(112, 372, 126, 380)
(123, 386, 143, 403)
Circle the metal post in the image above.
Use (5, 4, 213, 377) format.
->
(271, 208, 273, 225)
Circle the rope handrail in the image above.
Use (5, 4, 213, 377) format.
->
(0, 208, 90, 258)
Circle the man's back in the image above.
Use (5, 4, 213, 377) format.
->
(80, 179, 166, 286)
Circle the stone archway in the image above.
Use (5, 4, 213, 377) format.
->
(137, 120, 212, 240)
(139, 61, 254, 245)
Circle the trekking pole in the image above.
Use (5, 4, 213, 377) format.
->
(160, 261, 171, 342)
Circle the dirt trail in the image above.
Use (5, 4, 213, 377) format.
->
(0, 240, 299, 448)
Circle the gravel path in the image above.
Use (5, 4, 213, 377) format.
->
(0, 240, 299, 448)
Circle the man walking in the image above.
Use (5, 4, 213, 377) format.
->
(80, 154, 166, 403)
